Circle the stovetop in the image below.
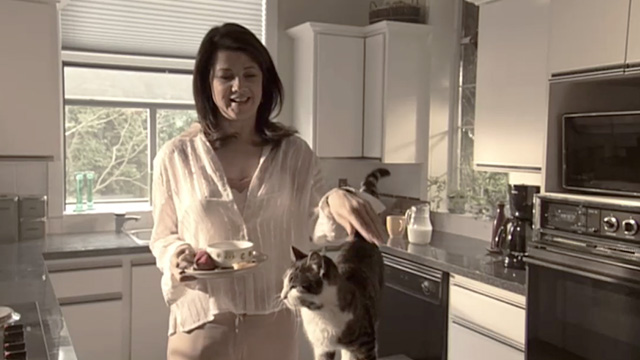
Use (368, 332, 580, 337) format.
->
(1, 302, 48, 360)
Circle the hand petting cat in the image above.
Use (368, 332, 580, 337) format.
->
(327, 189, 386, 245)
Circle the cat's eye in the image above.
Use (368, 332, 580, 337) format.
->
(301, 284, 313, 293)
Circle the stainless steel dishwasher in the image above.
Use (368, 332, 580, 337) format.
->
(377, 253, 449, 360)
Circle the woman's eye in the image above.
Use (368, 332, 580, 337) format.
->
(245, 73, 257, 79)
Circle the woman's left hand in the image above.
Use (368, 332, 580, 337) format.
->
(327, 190, 386, 244)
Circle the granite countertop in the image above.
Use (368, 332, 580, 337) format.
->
(380, 231, 526, 295)
(43, 232, 149, 260)
(0, 239, 77, 360)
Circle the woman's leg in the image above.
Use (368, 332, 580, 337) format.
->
(166, 312, 237, 360)
(239, 309, 299, 360)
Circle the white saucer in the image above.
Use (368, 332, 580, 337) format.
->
(181, 252, 268, 281)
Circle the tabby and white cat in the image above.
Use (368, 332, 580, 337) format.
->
(281, 168, 389, 360)
(281, 233, 384, 360)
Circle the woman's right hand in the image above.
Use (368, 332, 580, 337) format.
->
(170, 245, 196, 282)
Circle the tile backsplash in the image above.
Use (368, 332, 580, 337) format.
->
(0, 161, 48, 196)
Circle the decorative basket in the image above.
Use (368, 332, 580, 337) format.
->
(369, 1, 423, 25)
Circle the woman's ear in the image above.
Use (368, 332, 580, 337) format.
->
(290, 246, 307, 262)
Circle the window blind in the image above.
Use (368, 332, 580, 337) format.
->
(60, 0, 264, 58)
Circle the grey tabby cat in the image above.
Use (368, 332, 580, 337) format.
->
(281, 168, 388, 360)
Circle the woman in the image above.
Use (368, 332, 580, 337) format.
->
(149, 23, 385, 360)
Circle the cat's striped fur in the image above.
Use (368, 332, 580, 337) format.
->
(281, 232, 384, 360)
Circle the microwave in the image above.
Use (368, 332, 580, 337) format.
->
(563, 111, 640, 197)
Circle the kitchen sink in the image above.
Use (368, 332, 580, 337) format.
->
(125, 228, 153, 246)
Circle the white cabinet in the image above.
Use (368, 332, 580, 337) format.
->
(363, 34, 385, 159)
(288, 24, 365, 158)
(131, 265, 170, 360)
(315, 34, 364, 157)
(366, 22, 431, 163)
(0, 0, 62, 160)
(448, 322, 523, 360)
(474, 0, 549, 172)
(628, 0, 640, 68)
(288, 21, 431, 163)
(47, 254, 169, 360)
(448, 275, 526, 360)
(61, 300, 124, 360)
(548, 0, 630, 75)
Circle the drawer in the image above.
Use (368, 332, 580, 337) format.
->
(450, 284, 526, 347)
(19, 196, 46, 218)
(49, 267, 123, 299)
(20, 218, 46, 240)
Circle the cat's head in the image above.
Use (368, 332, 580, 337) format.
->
(280, 246, 340, 311)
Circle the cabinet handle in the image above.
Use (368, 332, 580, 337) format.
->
(420, 281, 431, 295)
(451, 315, 525, 352)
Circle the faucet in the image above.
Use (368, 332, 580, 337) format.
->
(114, 212, 141, 234)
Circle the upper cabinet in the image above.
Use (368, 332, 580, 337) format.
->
(548, 0, 631, 76)
(0, 0, 62, 160)
(287, 22, 431, 163)
(627, 0, 640, 69)
(474, 0, 550, 173)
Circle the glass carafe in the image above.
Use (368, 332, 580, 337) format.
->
(405, 203, 433, 244)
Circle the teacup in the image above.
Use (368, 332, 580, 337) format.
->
(386, 215, 407, 238)
(206, 241, 254, 268)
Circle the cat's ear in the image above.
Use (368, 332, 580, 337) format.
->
(291, 246, 307, 262)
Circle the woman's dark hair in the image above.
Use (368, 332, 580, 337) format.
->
(193, 23, 296, 148)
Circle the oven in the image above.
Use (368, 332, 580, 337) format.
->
(377, 253, 448, 360)
(526, 195, 640, 360)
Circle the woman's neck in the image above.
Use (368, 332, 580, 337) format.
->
(221, 117, 259, 145)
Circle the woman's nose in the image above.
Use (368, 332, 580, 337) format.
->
(231, 76, 243, 91)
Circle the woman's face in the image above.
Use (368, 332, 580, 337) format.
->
(211, 50, 263, 123)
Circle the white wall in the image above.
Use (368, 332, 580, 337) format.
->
(0, 162, 48, 196)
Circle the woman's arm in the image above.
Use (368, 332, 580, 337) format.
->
(149, 154, 195, 304)
(309, 156, 385, 244)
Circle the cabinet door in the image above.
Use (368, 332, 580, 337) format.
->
(448, 322, 524, 360)
(315, 34, 364, 158)
(548, 0, 630, 75)
(628, 0, 640, 68)
(474, 0, 549, 172)
(363, 34, 385, 159)
(0, 0, 61, 159)
(61, 300, 123, 360)
(131, 265, 169, 360)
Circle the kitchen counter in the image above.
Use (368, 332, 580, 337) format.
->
(44, 232, 149, 260)
(381, 231, 526, 295)
(41, 232, 526, 296)
(0, 239, 77, 360)
(0, 233, 147, 360)
(0, 229, 524, 360)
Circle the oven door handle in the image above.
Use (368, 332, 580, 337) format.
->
(525, 257, 640, 289)
(450, 316, 525, 352)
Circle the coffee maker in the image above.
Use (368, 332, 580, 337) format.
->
(495, 184, 540, 269)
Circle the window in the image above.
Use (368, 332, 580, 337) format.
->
(63, 65, 196, 209)
(451, 2, 508, 217)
